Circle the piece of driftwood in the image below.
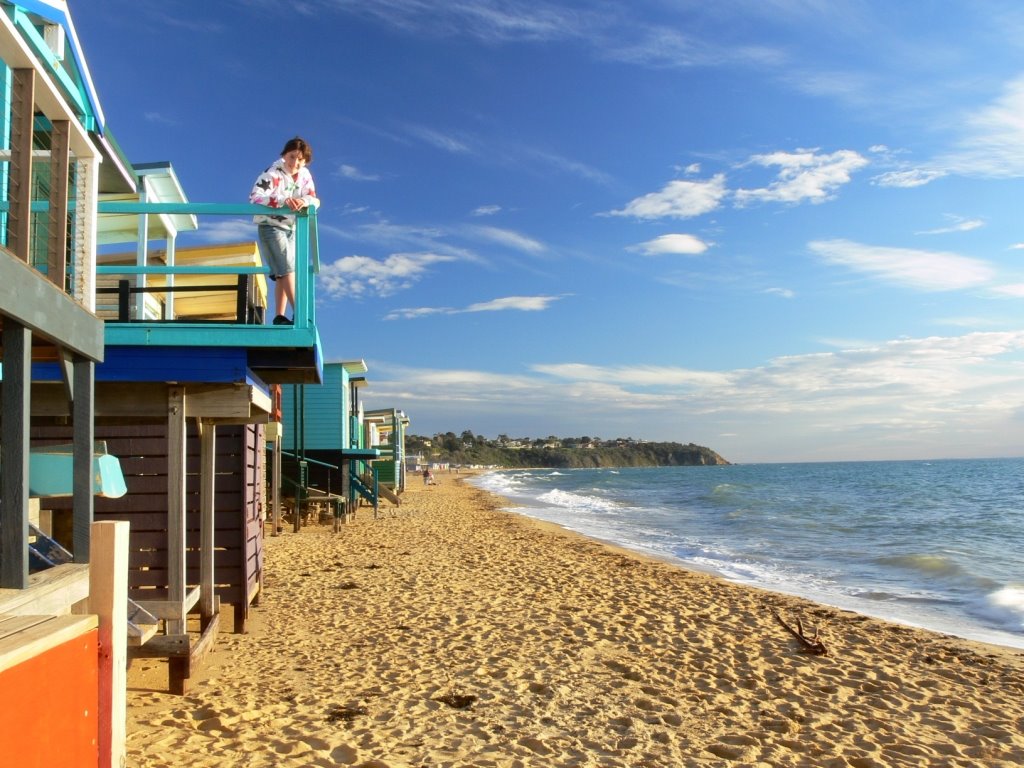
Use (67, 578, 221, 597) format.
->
(771, 608, 828, 655)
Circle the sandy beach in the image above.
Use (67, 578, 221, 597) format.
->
(125, 471, 1024, 767)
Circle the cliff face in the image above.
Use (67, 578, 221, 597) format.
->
(439, 442, 729, 469)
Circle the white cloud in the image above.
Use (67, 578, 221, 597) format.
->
(466, 295, 560, 312)
(533, 362, 731, 389)
(610, 174, 727, 220)
(143, 111, 177, 125)
(938, 75, 1024, 177)
(764, 287, 795, 299)
(989, 284, 1024, 298)
(386, 294, 563, 320)
(612, 148, 866, 222)
(472, 205, 502, 216)
(406, 124, 473, 154)
(319, 252, 456, 298)
(872, 168, 946, 188)
(916, 216, 984, 235)
(632, 233, 710, 256)
(364, 331, 1024, 461)
(734, 148, 868, 205)
(338, 164, 380, 181)
(808, 239, 994, 291)
(469, 225, 546, 254)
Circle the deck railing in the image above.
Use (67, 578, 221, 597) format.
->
(95, 201, 319, 348)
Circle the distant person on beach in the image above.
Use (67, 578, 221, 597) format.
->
(423, 468, 430, 486)
(250, 136, 319, 325)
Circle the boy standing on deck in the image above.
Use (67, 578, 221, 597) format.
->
(250, 137, 319, 325)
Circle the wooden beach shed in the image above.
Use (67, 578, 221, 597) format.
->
(365, 407, 411, 495)
(31, 156, 328, 692)
(276, 360, 398, 526)
(0, 1, 135, 764)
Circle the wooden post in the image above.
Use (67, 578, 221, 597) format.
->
(166, 387, 187, 636)
(1, 321, 31, 589)
(272, 435, 281, 535)
(48, 119, 71, 291)
(7, 69, 33, 259)
(199, 422, 216, 620)
(90, 520, 128, 768)
(73, 357, 95, 563)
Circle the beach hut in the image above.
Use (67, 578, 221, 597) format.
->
(15, 55, 324, 699)
(0, 2, 133, 764)
(364, 407, 411, 494)
(276, 360, 390, 528)
(29, 149, 327, 694)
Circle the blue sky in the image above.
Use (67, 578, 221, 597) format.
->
(73, 0, 1024, 462)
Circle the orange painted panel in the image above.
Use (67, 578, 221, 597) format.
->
(0, 628, 99, 768)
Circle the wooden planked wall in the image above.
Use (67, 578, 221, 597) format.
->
(33, 422, 264, 631)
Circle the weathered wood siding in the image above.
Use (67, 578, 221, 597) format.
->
(33, 423, 264, 630)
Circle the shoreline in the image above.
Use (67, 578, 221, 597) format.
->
(471, 466, 1024, 653)
(126, 471, 1024, 767)
(474, 472, 1024, 661)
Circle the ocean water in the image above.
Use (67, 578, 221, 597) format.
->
(471, 459, 1024, 649)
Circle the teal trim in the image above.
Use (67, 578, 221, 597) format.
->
(9, 0, 106, 131)
(8, 6, 89, 118)
(98, 201, 284, 216)
(0, 63, 8, 246)
(97, 265, 268, 276)
(104, 324, 319, 349)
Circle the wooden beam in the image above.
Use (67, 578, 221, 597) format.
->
(0, 563, 90, 615)
(6, 69, 33, 260)
(199, 422, 216, 617)
(47, 119, 71, 291)
(0, 251, 104, 359)
(30, 381, 271, 421)
(133, 586, 200, 621)
(166, 387, 187, 635)
(72, 357, 95, 563)
(272, 431, 282, 535)
(89, 521, 128, 768)
(1, 320, 31, 588)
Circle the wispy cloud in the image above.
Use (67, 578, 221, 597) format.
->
(342, 220, 483, 263)
(916, 215, 984, 235)
(385, 294, 563, 320)
(406, 124, 474, 154)
(468, 225, 546, 254)
(808, 239, 994, 291)
(938, 74, 1024, 177)
(472, 205, 502, 216)
(764, 287, 795, 299)
(734, 148, 869, 206)
(872, 168, 946, 188)
(609, 175, 728, 220)
(630, 234, 710, 256)
(143, 111, 177, 125)
(364, 330, 1024, 460)
(338, 164, 380, 181)
(319, 252, 456, 298)
(989, 283, 1024, 298)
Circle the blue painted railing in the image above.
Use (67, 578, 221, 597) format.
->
(95, 202, 320, 350)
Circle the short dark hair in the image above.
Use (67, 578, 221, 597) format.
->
(281, 136, 313, 164)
